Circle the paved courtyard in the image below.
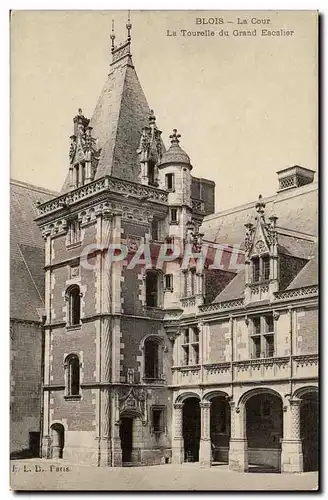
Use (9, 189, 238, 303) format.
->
(10, 459, 319, 491)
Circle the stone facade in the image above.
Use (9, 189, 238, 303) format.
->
(26, 22, 319, 473)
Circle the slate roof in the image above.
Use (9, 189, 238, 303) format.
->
(287, 251, 318, 290)
(61, 48, 158, 192)
(202, 182, 318, 246)
(159, 142, 191, 167)
(207, 181, 318, 303)
(213, 269, 246, 303)
(10, 180, 57, 321)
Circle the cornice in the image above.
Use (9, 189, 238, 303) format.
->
(36, 175, 169, 221)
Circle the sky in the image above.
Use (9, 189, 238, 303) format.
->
(11, 10, 318, 212)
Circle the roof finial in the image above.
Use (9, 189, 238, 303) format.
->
(126, 10, 132, 42)
(149, 109, 156, 126)
(110, 19, 116, 53)
(255, 194, 266, 215)
(169, 129, 181, 145)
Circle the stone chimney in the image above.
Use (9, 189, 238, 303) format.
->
(277, 165, 315, 192)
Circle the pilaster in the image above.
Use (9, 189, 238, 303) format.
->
(281, 398, 303, 473)
(199, 401, 211, 466)
(228, 402, 248, 472)
(172, 402, 184, 464)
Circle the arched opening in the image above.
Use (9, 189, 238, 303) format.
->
(300, 391, 318, 472)
(183, 397, 200, 462)
(50, 423, 65, 459)
(144, 337, 163, 380)
(210, 396, 231, 464)
(246, 392, 283, 472)
(66, 285, 81, 326)
(119, 413, 143, 466)
(145, 270, 163, 308)
(65, 354, 80, 396)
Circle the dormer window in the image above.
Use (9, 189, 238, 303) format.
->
(252, 255, 270, 283)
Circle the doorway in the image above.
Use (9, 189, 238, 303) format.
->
(301, 392, 319, 472)
(50, 423, 65, 459)
(183, 397, 200, 462)
(120, 417, 133, 464)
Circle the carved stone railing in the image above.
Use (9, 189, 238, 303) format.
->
(292, 354, 318, 379)
(171, 365, 201, 385)
(172, 354, 318, 385)
(274, 285, 319, 301)
(203, 362, 231, 375)
(203, 362, 231, 384)
(36, 176, 168, 216)
(199, 298, 244, 314)
(233, 356, 290, 382)
(292, 354, 318, 367)
(180, 297, 196, 308)
(191, 198, 204, 213)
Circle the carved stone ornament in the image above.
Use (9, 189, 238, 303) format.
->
(127, 235, 142, 252)
(119, 387, 147, 425)
(254, 240, 266, 254)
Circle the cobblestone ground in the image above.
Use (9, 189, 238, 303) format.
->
(10, 459, 319, 491)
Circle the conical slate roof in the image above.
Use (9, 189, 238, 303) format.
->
(61, 39, 155, 192)
(159, 129, 192, 168)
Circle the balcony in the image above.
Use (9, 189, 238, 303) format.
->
(171, 354, 318, 387)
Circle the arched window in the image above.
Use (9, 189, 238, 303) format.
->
(66, 285, 81, 326)
(144, 337, 163, 380)
(65, 354, 80, 396)
(145, 270, 163, 308)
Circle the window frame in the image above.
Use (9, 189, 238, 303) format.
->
(251, 254, 270, 283)
(164, 273, 173, 291)
(66, 285, 82, 329)
(145, 270, 163, 308)
(67, 218, 81, 248)
(250, 314, 275, 359)
(151, 406, 166, 434)
(165, 173, 175, 192)
(64, 354, 81, 400)
(143, 336, 164, 381)
(181, 326, 200, 366)
(169, 207, 179, 225)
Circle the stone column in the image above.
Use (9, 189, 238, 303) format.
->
(228, 401, 248, 472)
(281, 398, 303, 472)
(199, 401, 212, 466)
(172, 403, 184, 464)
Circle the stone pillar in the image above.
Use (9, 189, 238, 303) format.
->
(172, 403, 184, 464)
(281, 398, 303, 473)
(228, 402, 248, 472)
(199, 401, 212, 466)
